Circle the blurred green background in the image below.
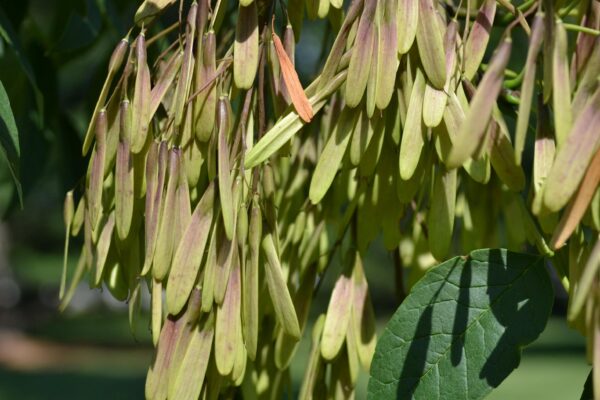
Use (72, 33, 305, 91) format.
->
(0, 0, 591, 399)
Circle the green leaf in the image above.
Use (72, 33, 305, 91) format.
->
(368, 248, 553, 400)
(0, 81, 21, 205)
(0, 6, 43, 123)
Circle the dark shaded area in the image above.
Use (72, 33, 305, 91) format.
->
(396, 260, 459, 399)
(480, 251, 523, 386)
(397, 305, 433, 399)
(581, 369, 594, 400)
(481, 250, 553, 387)
(0, 368, 145, 400)
(451, 258, 471, 366)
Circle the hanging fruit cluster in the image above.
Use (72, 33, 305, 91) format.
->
(60, 0, 600, 398)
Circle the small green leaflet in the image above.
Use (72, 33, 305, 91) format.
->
(0, 81, 21, 205)
(368, 248, 553, 400)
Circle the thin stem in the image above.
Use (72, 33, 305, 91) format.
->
(250, 30, 269, 197)
(257, 27, 268, 139)
(460, 0, 471, 80)
(503, 68, 524, 88)
(502, 89, 521, 105)
(209, 0, 223, 31)
(500, 0, 537, 24)
(312, 201, 358, 298)
(505, 1, 536, 36)
(231, 87, 255, 171)
(146, 22, 179, 46)
(563, 23, 600, 36)
(453, 0, 464, 20)
(153, 37, 184, 68)
(186, 56, 233, 104)
(558, 0, 584, 18)
(480, 63, 519, 78)
(498, 0, 532, 35)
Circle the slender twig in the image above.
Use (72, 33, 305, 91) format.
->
(498, 0, 532, 35)
(459, 0, 471, 85)
(153, 37, 184, 68)
(564, 23, 600, 36)
(500, 0, 537, 24)
(257, 27, 268, 139)
(231, 87, 255, 170)
(146, 22, 179, 46)
(503, 67, 525, 88)
(251, 34, 269, 196)
(558, 0, 583, 18)
(185, 57, 233, 104)
(312, 210, 355, 298)
(209, 0, 223, 31)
